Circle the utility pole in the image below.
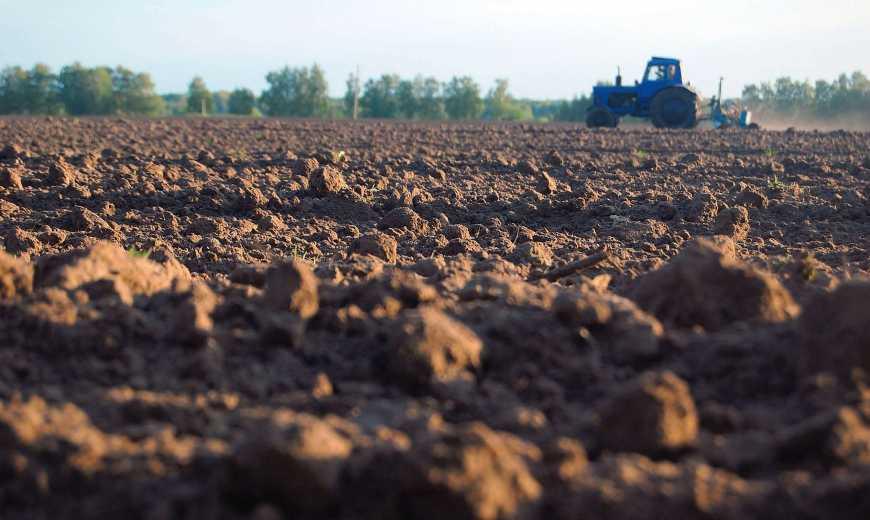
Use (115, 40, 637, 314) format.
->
(352, 65, 360, 120)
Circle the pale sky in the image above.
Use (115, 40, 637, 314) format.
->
(2, 0, 868, 99)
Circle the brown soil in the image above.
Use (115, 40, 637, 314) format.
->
(2, 117, 870, 519)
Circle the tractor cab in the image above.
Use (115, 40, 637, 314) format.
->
(642, 57, 683, 85)
(587, 57, 699, 129)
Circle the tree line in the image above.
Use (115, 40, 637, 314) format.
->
(0, 61, 584, 121)
(742, 72, 870, 120)
(0, 63, 164, 116)
(2, 62, 867, 123)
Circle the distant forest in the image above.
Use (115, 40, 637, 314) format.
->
(1, 62, 868, 123)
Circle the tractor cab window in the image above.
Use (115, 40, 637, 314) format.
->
(645, 64, 666, 82)
(645, 64, 676, 82)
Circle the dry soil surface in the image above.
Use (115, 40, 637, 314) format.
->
(2, 117, 870, 519)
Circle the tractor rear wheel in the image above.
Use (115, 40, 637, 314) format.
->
(650, 88, 698, 129)
(586, 107, 618, 128)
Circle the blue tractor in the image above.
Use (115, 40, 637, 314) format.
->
(586, 57, 700, 129)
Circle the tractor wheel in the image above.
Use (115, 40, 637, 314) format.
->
(586, 107, 617, 129)
(747, 122, 760, 130)
(650, 88, 699, 129)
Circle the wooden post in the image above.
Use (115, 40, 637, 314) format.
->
(352, 65, 360, 120)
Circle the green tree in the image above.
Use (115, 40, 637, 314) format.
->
(360, 74, 401, 118)
(162, 93, 188, 116)
(483, 79, 532, 121)
(444, 76, 483, 119)
(212, 90, 231, 114)
(0, 66, 29, 114)
(554, 95, 593, 122)
(58, 63, 114, 115)
(23, 64, 63, 114)
(187, 76, 213, 114)
(259, 64, 329, 117)
(111, 67, 164, 115)
(396, 79, 419, 118)
(416, 76, 445, 119)
(228, 88, 257, 115)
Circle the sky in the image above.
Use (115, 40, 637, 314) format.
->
(1, 0, 869, 100)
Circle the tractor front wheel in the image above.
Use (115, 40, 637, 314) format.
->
(650, 88, 698, 129)
(586, 107, 618, 128)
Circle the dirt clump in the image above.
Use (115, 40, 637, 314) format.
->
(554, 454, 767, 520)
(4, 228, 41, 255)
(633, 237, 798, 331)
(380, 206, 428, 233)
(713, 206, 750, 241)
(353, 232, 399, 263)
(777, 406, 870, 466)
(227, 411, 353, 514)
(0, 143, 24, 160)
(262, 259, 319, 318)
(555, 290, 663, 363)
(536, 172, 558, 194)
(390, 422, 542, 520)
(168, 281, 220, 347)
(511, 241, 554, 268)
(735, 186, 768, 208)
(33, 242, 182, 300)
(798, 281, 870, 380)
(0, 250, 33, 300)
(598, 371, 699, 455)
(0, 166, 23, 190)
(310, 165, 347, 195)
(381, 307, 483, 391)
(45, 158, 77, 186)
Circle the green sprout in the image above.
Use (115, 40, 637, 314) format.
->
(767, 174, 786, 191)
(126, 247, 151, 259)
